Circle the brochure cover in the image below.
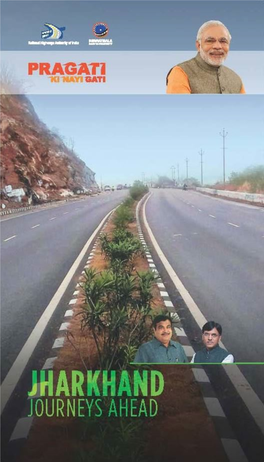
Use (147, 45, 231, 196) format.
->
(1, 2, 264, 462)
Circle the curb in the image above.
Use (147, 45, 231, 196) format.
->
(0, 206, 34, 216)
(136, 194, 248, 462)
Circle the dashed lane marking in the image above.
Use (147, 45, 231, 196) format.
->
(204, 397, 225, 418)
(31, 224, 40, 229)
(209, 214, 216, 218)
(143, 193, 264, 435)
(0, 207, 115, 414)
(49, 217, 56, 221)
(228, 222, 240, 228)
(3, 235, 16, 242)
(221, 439, 248, 462)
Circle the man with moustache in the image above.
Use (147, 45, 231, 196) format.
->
(134, 315, 188, 363)
(191, 321, 234, 363)
(166, 20, 245, 94)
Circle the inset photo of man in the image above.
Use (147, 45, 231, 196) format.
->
(191, 321, 234, 363)
(166, 20, 245, 94)
(134, 315, 188, 364)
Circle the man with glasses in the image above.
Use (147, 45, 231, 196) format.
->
(166, 20, 245, 94)
(134, 315, 188, 363)
(191, 321, 234, 363)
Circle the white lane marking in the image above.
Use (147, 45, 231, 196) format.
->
(192, 368, 210, 383)
(173, 234, 182, 237)
(143, 193, 264, 435)
(204, 398, 225, 418)
(31, 224, 40, 229)
(221, 439, 248, 462)
(59, 322, 70, 331)
(42, 357, 57, 370)
(183, 345, 195, 357)
(52, 337, 65, 349)
(157, 283, 165, 289)
(49, 217, 56, 221)
(191, 205, 195, 208)
(160, 291, 169, 297)
(209, 214, 216, 218)
(164, 300, 173, 308)
(0, 207, 115, 414)
(65, 309, 73, 317)
(198, 209, 202, 212)
(73, 290, 79, 296)
(3, 235, 16, 242)
(63, 212, 69, 215)
(174, 327, 187, 337)
(10, 417, 34, 441)
(228, 222, 240, 228)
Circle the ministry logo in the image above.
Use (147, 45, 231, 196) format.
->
(41, 23, 66, 40)
(89, 22, 112, 46)
(93, 23, 109, 38)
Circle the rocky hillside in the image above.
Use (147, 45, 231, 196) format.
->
(0, 93, 98, 207)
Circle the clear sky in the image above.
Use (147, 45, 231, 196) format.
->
(28, 95, 264, 186)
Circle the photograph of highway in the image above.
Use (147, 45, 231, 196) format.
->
(1, 94, 264, 461)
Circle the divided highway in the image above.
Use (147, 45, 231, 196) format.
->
(145, 189, 264, 400)
(0, 191, 127, 381)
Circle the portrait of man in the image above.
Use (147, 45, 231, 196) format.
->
(191, 321, 234, 363)
(166, 20, 245, 94)
(133, 315, 188, 363)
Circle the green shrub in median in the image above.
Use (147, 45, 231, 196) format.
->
(113, 204, 134, 229)
(81, 267, 156, 370)
(100, 232, 143, 272)
(129, 181, 149, 201)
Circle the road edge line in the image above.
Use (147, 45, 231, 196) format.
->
(1, 207, 115, 414)
(141, 193, 264, 436)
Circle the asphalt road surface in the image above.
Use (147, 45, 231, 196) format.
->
(0, 191, 127, 380)
(145, 189, 264, 400)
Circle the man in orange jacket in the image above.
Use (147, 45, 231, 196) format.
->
(166, 20, 245, 94)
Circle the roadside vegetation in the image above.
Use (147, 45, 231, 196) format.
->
(81, 182, 156, 370)
(76, 181, 157, 460)
(229, 166, 264, 193)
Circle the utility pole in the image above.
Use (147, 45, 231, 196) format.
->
(199, 149, 204, 186)
(219, 128, 228, 186)
(186, 158, 189, 181)
(177, 163, 180, 183)
(171, 165, 175, 186)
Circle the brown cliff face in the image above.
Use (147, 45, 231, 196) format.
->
(0, 94, 97, 207)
